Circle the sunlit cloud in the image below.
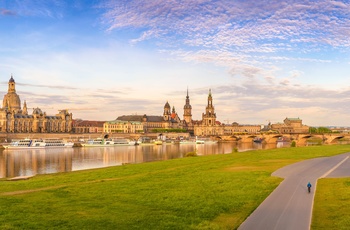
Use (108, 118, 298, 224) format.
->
(0, 8, 16, 16)
(1, 0, 350, 126)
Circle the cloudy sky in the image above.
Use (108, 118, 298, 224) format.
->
(1, 0, 350, 126)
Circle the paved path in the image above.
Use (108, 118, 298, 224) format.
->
(238, 153, 350, 230)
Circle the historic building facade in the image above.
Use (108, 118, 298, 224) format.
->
(182, 89, 194, 134)
(271, 118, 309, 134)
(223, 122, 261, 135)
(72, 120, 105, 133)
(103, 120, 143, 134)
(110, 101, 183, 133)
(193, 89, 225, 136)
(0, 76, 73, 133)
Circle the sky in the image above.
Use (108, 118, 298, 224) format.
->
(1, 0, 350, 127)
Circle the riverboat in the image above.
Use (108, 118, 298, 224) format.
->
(253, 137, 264, 143)
(195, 137, 217, 144)
(196, 139, 205, 144)
(179, 139, 196, 144)
(153, 140, 163, 145)
(113, 138, 137, 146)
(4, 138, 74, 149)
(81, 138, 115, 147)
(137, 137, 154, 145)
(277, 137, 290, 142)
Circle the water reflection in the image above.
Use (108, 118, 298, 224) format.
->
(0, 141, 288, 178)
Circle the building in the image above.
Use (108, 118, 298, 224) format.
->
(115, 102, 182, 133)
(72, 120, 105, 133)
(223, 122, 261, 135)
(271, 118, 309, 134)
(193, 89, 224, 136)
(0, 76, 73, 133)
(103, 120, 143, 133)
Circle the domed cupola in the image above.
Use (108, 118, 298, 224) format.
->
(3, 75, 21, 112)
(9, 76, 15, 83)
(33, 107, 43, 115)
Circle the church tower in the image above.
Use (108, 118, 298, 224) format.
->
(23, 100, 28, 115)
(163, 101, 171, 121)
(3, 75, 21, 112)
(202, 89, 216, 126)
(183, 88, 192, 123)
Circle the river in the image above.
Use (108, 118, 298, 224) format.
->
(0, 141, 290, 179)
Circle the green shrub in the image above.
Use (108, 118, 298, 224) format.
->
(185, 151, 197, 157)
(291, 141, 296, 147)
(232, 148, 238, 153)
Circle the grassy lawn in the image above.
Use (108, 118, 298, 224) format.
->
(1, 145, 350, 230)
(312, 178, 350, 230)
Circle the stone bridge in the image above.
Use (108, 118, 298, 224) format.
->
(217, 133, 350, 146)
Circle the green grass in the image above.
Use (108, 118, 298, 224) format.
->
(312, 178, 350, 230)
(1, 145, 350, 230)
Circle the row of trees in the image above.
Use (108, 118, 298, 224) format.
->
(309, 127, 332, 133)
(150, 128, 187, 133)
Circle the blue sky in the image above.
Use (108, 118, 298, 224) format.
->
(1, 0, 350, 126)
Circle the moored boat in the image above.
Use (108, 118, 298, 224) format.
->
(113, 138, 137, 146)
(81, 138, 114, 147)
(253, 137, 264, 143)
(4, 138, 74, 149)
(153, 140, 163, 145)
(196, 139, 205, 144)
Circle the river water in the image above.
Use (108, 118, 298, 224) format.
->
(0, 142, 289, 179)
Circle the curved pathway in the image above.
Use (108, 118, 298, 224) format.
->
(238, 152, 350, 230)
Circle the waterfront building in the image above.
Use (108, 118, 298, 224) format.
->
(223, 122, 261, 134)
(72, 120, 105, 133)
(0, 76, 73, 133)
(115, 102, 182, 133)
(271, 118, 309, 134)
(182, 89, 194, 134)
(193, 89, 224, 136)
(103, 120, 143, 133)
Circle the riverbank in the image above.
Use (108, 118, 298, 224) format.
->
(1, 145, 349, 229)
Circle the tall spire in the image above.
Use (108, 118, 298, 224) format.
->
(23, 100, 28, 115)
(183, 88, 192, 124)
(207, 89, 213, 107)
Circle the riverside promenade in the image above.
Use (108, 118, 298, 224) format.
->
(238, 153, 350, 230)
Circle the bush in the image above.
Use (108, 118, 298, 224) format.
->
(185, 151, 197, 157)
(232, 148, 238, 153)
(291, 141, 296, 147)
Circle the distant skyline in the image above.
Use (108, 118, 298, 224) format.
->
(1, 0, 350, 126)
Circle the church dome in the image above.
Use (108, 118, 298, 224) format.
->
(33, 107, 43, 115)
(3, 75, 21, 112)
(3, 93, 21, 111)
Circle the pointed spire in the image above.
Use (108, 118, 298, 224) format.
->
(9, 74, 15, 83)
(23, 100, 28, 115)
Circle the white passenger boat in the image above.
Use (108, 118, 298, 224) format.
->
(81, 138, 115, 147)
(196, 139, 205, 144)
(4, 138, 74, 149)
(179, 139, 196, 144)
(113, 138, 137, 146)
